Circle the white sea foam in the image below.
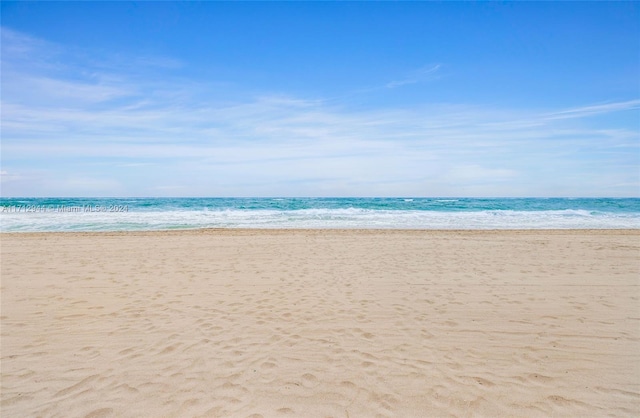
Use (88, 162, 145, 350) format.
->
(1, 208, 638, 232)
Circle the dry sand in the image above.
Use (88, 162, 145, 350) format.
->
(1, 229, 639, 417)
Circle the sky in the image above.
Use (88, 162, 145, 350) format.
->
(1, 1, 639, 197)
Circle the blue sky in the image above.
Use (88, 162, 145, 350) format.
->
(1, 2, 638, 197)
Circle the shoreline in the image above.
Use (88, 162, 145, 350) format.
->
(2, 227, 638, 236)
(2, 228, 639, 416)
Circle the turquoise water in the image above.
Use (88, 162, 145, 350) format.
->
(1, 197, 638, 231)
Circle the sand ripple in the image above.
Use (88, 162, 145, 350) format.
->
(2, 230, 639, 417)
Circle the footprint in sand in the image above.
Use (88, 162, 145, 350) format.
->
(301, 373, 318, 388)
(83, 408, 114, 418)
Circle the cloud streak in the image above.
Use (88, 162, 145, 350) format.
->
(1, 28, 638, 197)
(386, 64, 442, 88)
(544, 100, 640, 120)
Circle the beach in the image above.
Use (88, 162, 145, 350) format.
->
(1, 229, 639, 417)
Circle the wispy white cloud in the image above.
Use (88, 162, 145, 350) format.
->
(1, 28, 638, 197)
(0, 27, 60, 65)
(0, 170, 15, 183)
(544, 100, 640, 120)
(386, 64, 442, 88)
(7, 74, 134, 106)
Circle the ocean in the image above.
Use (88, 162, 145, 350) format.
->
(0, 197, 638, 232)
